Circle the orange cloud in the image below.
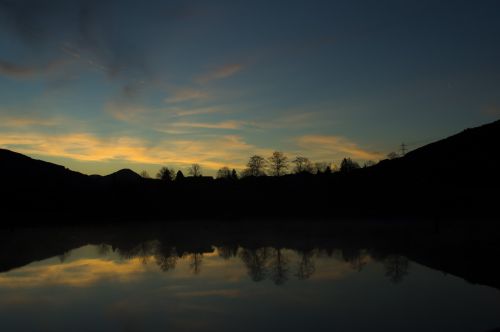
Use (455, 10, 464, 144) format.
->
(0, 116, 61, 128)
(196, 63, 244, 83)
(0, 131, 270, 172)
(104, 102, 150, 123)
(295, 135, 383, 161)
(165, 88, 210, 103)
(0, 257, 153, 288)
(170, 120, 244, 130)
(173, 107, 225, 117)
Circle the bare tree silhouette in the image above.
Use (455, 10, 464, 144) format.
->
(243, 155, 266, 177)
(157, 167, 175, 181)
(216, 167, 232, 179)
(340, 158, 360, 173)
(314, 161, 331, 174)
(363, 160, 377, 168)
(188, 164, 202, 177)
(268, 151, 289, 176)
(293, 156, 314, 174)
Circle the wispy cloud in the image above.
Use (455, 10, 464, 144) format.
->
(165, 88, 210, 103)
(196, 63, 244, 84)
(0, 115, 61, 128)
(170, 120, 244, 130)
(295, 135, 383, 161)
(173, 106, 225, 117)
(104, 102, 150, 123)
(252, 112, 321, 130)
(0, 59, 67, 79)
(105, 102, 230, 127)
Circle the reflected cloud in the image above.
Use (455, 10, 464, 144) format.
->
(0, 258, 152, 288)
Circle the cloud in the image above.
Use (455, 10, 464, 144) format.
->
(104, 102, 150, 123)
(165, 88, 210, 104)
(0, 115, 61, 128)
(170, 120, 244, 130)
(0, 131, 268, 171)
(196, 63, 244, 83)
(105, 102, 231, 127)
(0, 257, 153, 288)
(173, 107, 224, 117)
(483, 105, 500, 117)
(0, 59, 67, 79)
(0, 0, 196, 80)
(250, 112, 320, 130)
(295, 135, 383, 161)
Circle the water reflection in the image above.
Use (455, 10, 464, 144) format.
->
(0, 221, 499, 332)
(0, 245, 400, 289)
(80, 241, 407, 285)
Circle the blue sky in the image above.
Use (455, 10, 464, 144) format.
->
(1, 0, 499, 175)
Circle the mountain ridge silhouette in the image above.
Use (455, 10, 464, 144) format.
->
(1, 119, 499, 222)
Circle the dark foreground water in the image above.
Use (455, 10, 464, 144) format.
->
(0, 221, 499, 331)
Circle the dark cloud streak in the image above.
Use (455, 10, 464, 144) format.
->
(0, 0, 195, 81)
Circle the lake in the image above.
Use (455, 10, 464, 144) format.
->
(0, 220, 499, 331)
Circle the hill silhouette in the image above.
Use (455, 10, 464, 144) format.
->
(1, 119, 499, 222)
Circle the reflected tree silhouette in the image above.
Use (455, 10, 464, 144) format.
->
(217, 245, 239, 260)
(342, 248, 367, 272)
(295, 249, 316, 280)
(97, 243, 112, 256)
(118, 240, 158, 265)
(384, 255, 410, 283)
(51, 235, 416, 286)
(269, 248, 289, 285)
(189, 253, 203, 275)
(154, 246, 179, 272)
(239, 248, 270, 282)
(58, 251, 71, 263)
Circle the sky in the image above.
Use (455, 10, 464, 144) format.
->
(0, 0, 499, 176)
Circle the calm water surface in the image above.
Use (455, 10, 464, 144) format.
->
(0, 222, 499, 331)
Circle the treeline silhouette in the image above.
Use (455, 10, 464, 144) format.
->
(1, 119, 499, 221)
(146, 152, 359, 181)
